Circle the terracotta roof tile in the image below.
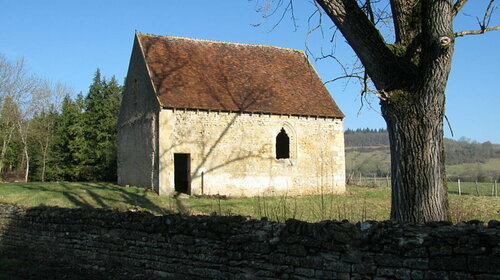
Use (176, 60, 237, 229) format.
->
(137, 33, 344, 118)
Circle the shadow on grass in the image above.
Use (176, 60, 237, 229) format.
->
(8, 182, 173, 215)
(448, 191, 473, 196)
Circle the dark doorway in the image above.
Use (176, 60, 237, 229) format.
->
(174, 153, 191, 194)
(276, 128, 290, 159)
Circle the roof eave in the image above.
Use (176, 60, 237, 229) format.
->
(161, 106, 344, 120)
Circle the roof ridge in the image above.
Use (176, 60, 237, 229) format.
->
(136, 32, 303, 54)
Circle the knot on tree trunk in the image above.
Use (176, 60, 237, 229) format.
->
(439, 36, 452, 47)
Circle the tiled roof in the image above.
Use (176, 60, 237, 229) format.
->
(136, 33, 344, 118)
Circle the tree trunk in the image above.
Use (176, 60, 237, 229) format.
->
(41, 136, 50, 182)
(41, 150, 47, 182)
(23, 146, 29, 183)
(311, 0, 459, 221)
(0, 126, 15, 174)
(381, 87, 449, 222)
(17, 121, 30, 183)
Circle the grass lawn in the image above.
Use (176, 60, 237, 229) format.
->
(0, 182, 498, 223)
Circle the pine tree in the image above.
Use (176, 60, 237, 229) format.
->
(81, 70, 122, 181)
(52, 94, 86, 180)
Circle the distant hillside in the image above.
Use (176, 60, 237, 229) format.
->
(345, 128, 389, 147)
(345, 128, 500, 181)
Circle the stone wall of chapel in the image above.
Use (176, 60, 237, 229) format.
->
(117, 37, 160, 191)
(158, 109, 345, 197)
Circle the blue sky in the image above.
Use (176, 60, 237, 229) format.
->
(1, 0, 499, 143)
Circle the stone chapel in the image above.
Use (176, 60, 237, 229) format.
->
(117, 32, 345, 197)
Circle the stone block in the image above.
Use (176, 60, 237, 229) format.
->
(336, 272, 351, 280)
(394, 268, 411, 279)
(287, 244, 307, 257)
(255, 270, 276, 277)
(411, 270, 425, 280)
(475, 274, 500, 280)
(330, 262, 351, 273)
(374, 254, 403, 267)
(403, 258, 429, 269)
(424, 271, 449, 280)
(429, 256, 466, 271)
(405, 247, 428, 258)
(352, 263, 376, 274)
(376, 267, 396, 277)
(428, 246, 452, 256)
(341, 251, 364, 263)
(449, 272, 474, 280)
(170, 234, 194, 245)
(468, 256, 500, 274)
(295, 267, 316, 277)
(315, 270, 334, 279)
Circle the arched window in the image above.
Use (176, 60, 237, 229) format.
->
(276, 128, 290, 159)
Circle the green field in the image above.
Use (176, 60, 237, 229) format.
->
(0, 182, 498, 223)
(345, 146, 391, 176)
(446, 158, 500, 181)
(346, 145, 500, 182)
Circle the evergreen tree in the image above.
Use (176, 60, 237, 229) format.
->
(81, 70, 122, 181)
(52, 94, 86, 180)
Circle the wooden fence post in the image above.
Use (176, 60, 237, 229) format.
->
(458, 179, 461, 196)
(495, 180, 498, 197)
(475, 181, 480, 196)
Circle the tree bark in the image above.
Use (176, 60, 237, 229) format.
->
(390, 0, 421, 45)
(381, 88, 449, 222)
(315, 0, 454, 222)
(380, 0, 454, 222)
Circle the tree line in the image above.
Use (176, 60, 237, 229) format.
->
(345, 128, 500, 165)
(0, 54, 121, 182)
(345, 128, 390, 147)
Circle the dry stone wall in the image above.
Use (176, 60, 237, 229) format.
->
(0, 204, 499, 280)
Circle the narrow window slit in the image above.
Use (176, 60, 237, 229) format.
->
(276, 128, 290, 159)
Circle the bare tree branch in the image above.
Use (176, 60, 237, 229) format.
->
(268, 0, 298, 32)
(455, 0, 499, 37)
(452, 0, 468, 18)
(316, 51, 348, 74)
(455, 25, 500, 37)
(445, 115, 454, 137)
(315, 0, 411, 91)
(364, 0, 375, 23)
(479, 0, 495, 28)
(323, 74, 364, 85)
(305, 8, 324, 58)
